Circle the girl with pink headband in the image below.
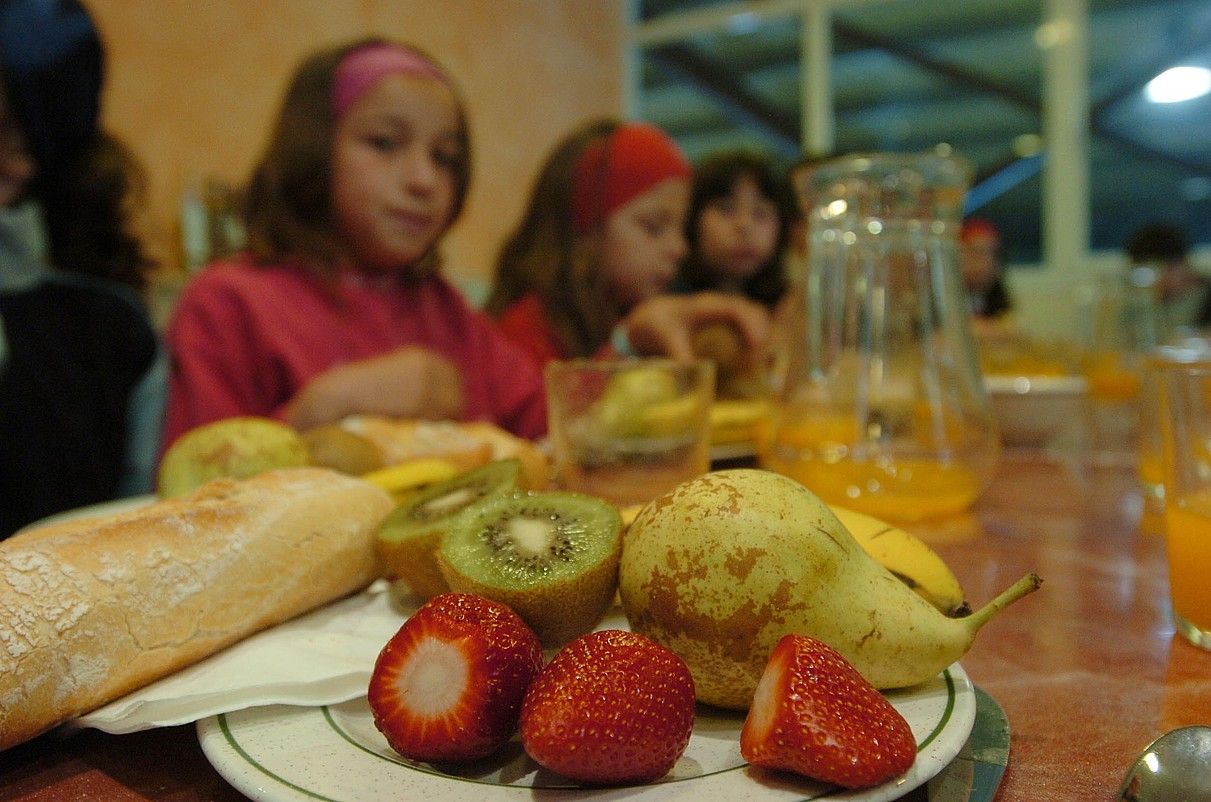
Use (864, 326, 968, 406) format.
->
(486, 118, 769, 366)
(162, 38, 545, 446)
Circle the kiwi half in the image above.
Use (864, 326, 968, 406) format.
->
(376, 459, 521, 599)
(436, 491, 622, 647)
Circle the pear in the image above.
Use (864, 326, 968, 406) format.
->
(618, 468, 1040, 709)
(157, 416, 310, 498)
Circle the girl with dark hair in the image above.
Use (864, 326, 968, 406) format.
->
(674, 149, 792, 309)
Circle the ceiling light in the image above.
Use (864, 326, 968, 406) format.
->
(1144, 66, 1211, 104)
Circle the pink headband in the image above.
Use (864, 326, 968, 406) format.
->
(332, 43, 446, 119)
(571, 123, 692, 234)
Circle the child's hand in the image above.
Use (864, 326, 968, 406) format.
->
(623, 292, 771, 360)
(286, 346, 464, 431)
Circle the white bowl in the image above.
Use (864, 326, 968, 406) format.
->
(984, 374, 1089, 447)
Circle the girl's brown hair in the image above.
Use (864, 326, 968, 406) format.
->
(242, 38, 472, 281)
(485, 118, 622, 358)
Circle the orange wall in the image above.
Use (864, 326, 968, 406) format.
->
(85, 1, 625, 289)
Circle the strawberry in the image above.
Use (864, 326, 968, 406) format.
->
(520, 629, 695, 785)
(367, 592, 543, 763)
(740, 634, 916, 789)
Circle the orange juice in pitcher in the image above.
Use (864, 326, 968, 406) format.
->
(764, 408, 988, 522)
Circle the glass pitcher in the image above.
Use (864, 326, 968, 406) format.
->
(762, 152, 1000, 522)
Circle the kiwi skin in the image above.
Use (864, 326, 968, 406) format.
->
(435, 492, 622, 648)
(376, 459, 521, 600)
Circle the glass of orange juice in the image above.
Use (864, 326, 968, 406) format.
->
(1153, 356, 1211, 650)
(1140, 339, 1211, 514)
(545, 359, 715, 507)
(1078, 272, 1167, 456)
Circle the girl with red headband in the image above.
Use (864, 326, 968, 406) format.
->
(162, 39, 548, 447)
(486, 118, 769, 366)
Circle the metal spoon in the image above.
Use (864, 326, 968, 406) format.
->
(1119, 725, 1211, 801)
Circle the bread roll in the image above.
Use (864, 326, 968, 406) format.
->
(0, 467, 394, 751)
(337, 416, 549, 489)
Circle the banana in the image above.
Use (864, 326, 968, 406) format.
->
(640, 392, 706, 437)
(617, 503, 645, 532)
(361, 458, 462, 504)
(829, 504, 969, 616)
(615, 496, 967, 616)
(709, 399, 771, 445)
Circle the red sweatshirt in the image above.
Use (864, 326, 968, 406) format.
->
(495, 293, 566, 366)
(163, 259, 547, 449)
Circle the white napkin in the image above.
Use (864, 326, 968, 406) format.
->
(74, 580, 413, 734)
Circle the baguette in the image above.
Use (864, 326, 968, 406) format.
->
(0, 467, 394, 751)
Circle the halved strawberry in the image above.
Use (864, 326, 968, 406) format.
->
(367, 593, 543, 763)
(740, 634, 916, 789)
(519, 629, 695, 785)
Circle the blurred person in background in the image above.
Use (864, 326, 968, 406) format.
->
(673, 149, 792, 310)
(486, 119, 769, 368)
(0, 0, 162, 537)
(162, 38, 548, 445)
(1126, 222, 1210, 332)
(960, 218, 1013, 321)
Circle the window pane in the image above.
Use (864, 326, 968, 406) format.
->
(1090, 0, 1211, 249)
(639, 15, 801, 164)
(833, 1, 1044, 263)
(635, 0, 1211, 260)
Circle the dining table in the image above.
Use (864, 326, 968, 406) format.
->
(1, 442, 1209, 801)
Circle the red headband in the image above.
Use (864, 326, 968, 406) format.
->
(570, 123, 692, 234)
(332, 43, 446, 119)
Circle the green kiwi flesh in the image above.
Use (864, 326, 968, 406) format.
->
(375, 459, 520, 599)
(436, 491, 622, 646)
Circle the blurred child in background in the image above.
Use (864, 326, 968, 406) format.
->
(486, 119, 769, 368)
(1126, 222, 1209, 331)
(960, 218, 1012, 320)
(163, 38, 549, 446)
(674, 149, 791, 310)
(0, 0, 161, 536)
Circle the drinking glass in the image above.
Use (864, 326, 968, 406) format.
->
(1077, 269, 1166, 457)
(1153, 355, 1211, 649)
(1140, 338, 1211, 513)
(762, 152, 999, 522)
(545, 359, 714, 507)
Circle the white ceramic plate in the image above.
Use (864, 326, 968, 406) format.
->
(197, 636, 975, 802)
